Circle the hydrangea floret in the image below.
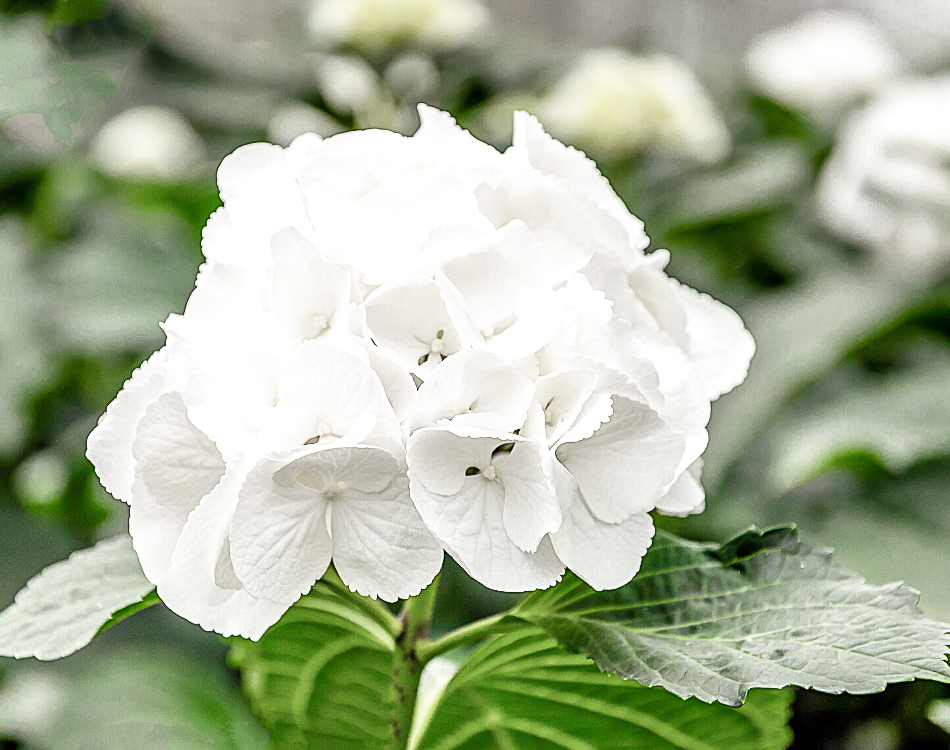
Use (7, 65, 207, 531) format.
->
(86, 106, 754, 639)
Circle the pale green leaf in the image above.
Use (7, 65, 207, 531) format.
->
(516, 528, 950, 706)
(666, 142, 810, 228)
(41, 202, 200, 351)
(0, 535, 155, 660)
(0, 645, 268, 749)
(415, 628, 793, 750)
(228, 574, 401, 750)
(704, 271, 912, 489)
(769, 353, 950, 492)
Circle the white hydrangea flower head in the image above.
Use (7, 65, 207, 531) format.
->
(87, 104, 754, 639)
(817, 76, 950, 280)
(538, 48, 731, 164)
(91, 106, 206, 181)
(745, 11, 903, 120)
(309, 0, 488, 52)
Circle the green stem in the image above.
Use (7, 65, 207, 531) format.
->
(415, 612, 522, 665)
(390, 575, 440, 750)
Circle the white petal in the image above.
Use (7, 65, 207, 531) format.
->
(409, 471, 563, 592)
(267, 340, 402, 454)
(629, 265, 754, 400)
(363, 276, 463, 378)
(362, 341, 417, 426)
(674, 280, 756, 399)
(495, 403, 561, 553)
(269, 227, 357, 345)
(654, 458, 705, 517)
(129, 392, 225, 583)
(331, 461, 443, 602)
(549, 461, 655, 590)
(407, 424, 516, 497)
(159, 460, 289, 640)
(229, 448, 360, 605)
(171, 262, 279, 457)
(86, 347, 171, 504)
(512, 111, 651, 261)
(556, 396, 684, 523)
(409, 349, 533, 434)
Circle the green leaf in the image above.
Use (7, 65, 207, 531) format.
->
(0, 534, 156, 660)
(664, 142, 810, 229)
(768, 351, 950, 493)
(516, 528, 950, 706)
(228, 575, 402, 750)
(0, 645, 268, 749)
(41, 201, 201, 352)
(703, 270, 914, 490)
(414, 628, 793, 750)
(0, 15, 114, 145)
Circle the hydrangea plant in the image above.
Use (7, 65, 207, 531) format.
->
(1, 107, 947, 750)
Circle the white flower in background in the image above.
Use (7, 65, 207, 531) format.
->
(266, 101, 343, 147)
(817, 77, 950, 280)
(538, 49, 731, 163)
(87, 105, 753, 638)
(745, 11, 903, 120)
(90, 106, 206, 181)
(309, 0, 488, 52)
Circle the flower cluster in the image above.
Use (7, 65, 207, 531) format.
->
(539, 49, 731, 163)
(817, 76, 950, 279)
(87, 107, 753, 639)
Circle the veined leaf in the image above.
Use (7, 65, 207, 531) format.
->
(516, 528, 950, 706)
(414, 628, 793, 750)
(228, 575, 401, 750)
(0, 534, 156, 660)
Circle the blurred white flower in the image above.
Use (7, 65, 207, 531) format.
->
(384, 52, 439, 103)
(267, 101, 343, 146)
(309, 0, 488, 52)
(87, 106, 753, 638)
(90, 106, 205, 181)
(13, 451, 69, 507)
(817, 76, 950, 280)
(315, 54, 381, 114)
(538, 49, 731, 163)
(745, 11, 903, 120)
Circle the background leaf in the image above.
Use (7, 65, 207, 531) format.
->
(0, 534, 155, 660)
(415, 628, 793, 750)
(228, 576, 400, 750)
(0, 644, 268, 750)
(516, 528, 950, 706)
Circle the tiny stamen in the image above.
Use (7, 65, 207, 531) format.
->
(482, 465, 497, 481)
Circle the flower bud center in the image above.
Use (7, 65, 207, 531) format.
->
(482, 464, 497, 481)
(312, 315, 330, 333)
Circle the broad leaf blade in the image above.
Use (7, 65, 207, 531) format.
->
(228, 576, 399, 750)
(415, 628, 792, 750)
(0, 645, 268, 749)
(769, 351, 950, 492)
(517, 528, 950, 706)
(0, 534, 155, 660)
